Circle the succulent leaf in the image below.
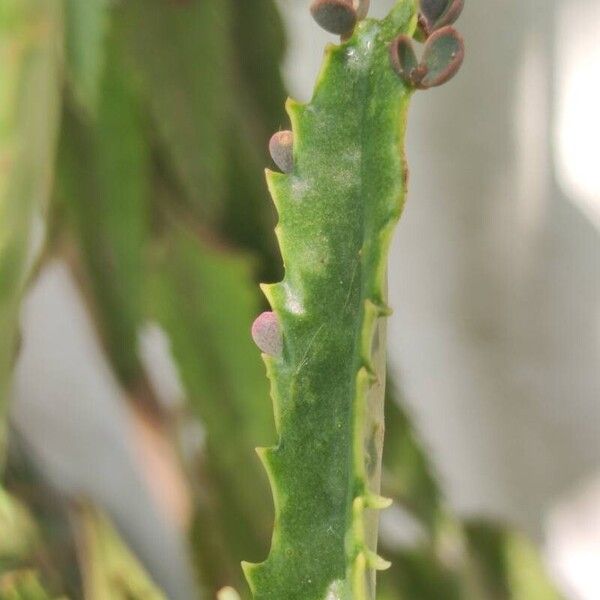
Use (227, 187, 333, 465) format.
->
(64, 0, 108, 114)
(116, 0, 232, 224)
(245, 2, 419, 599)
(0, 0, 63, 460)
(73, 503, 166, 600)
(310, 0, 357, 35)
(419, 26, 464, 88)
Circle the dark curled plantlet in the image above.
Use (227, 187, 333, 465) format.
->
(252, 311, 283, 357)
(390, 35, 423, 87)
(418, 0, 464, 37)
(391, 26, 464, 89)
(419, 26, 464, 88)
(269, 130, 294, 173)
(310, 0, 357, 35)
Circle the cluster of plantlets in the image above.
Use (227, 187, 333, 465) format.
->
(249, 1, 465, 598)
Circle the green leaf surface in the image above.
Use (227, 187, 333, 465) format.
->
(57, 29, 148, 386)
(0, 571, 57, 600)
(245, 3, 418, 599)
(144, 225, 276, 588)
(73, 503, 165, 600)
(64, 0, 108, 115)
(379, 545, 462, 600)
(0, 0, 63, 459)
(115, 0, 232, 224)
(0, 488, 39, 567)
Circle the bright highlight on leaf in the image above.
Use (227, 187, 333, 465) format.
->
(246, 1, 469, 598)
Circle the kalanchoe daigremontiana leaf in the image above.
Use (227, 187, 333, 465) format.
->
(390, 25, 464, 89)
(419, 0, 464, 37)
(419, 26, 464, 88)
(310, 0, 357, 35)
(246, 1, 424, 599)
(251, 312, 283, 357)
(269, 130, 294, 174)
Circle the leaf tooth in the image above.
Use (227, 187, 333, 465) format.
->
(365, 550, 392, 571)
(372, 300, 393, 317)
(241, 561, 259, 592)
(255, 446, 283, 513)
(364, 493, 393, 510)
(259, 282, 282, 310)
(265, 168, 289, 214)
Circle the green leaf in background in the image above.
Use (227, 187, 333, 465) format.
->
(57, 26, 149, 387)
(378, 546, 462, 600)
(221, 0, 288, 283)
(232, 0, 287, 132)
(465, 521, 563, 600)
(0, 0, 63, 459)
(116, 0, 232, 225)
(72, 503, 165, 600)
(64, 0, 109, 115)
(0, 487, 39, 571)
(379, 385, 563, 600)
(0, 571, 57, 600)
(145, 224, 275, 594)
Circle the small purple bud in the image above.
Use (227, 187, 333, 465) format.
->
(269, 130, 294, 173)
(251, 312, 283, 357)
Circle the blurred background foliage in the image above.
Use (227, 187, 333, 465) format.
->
(0, 0, 565, 599)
